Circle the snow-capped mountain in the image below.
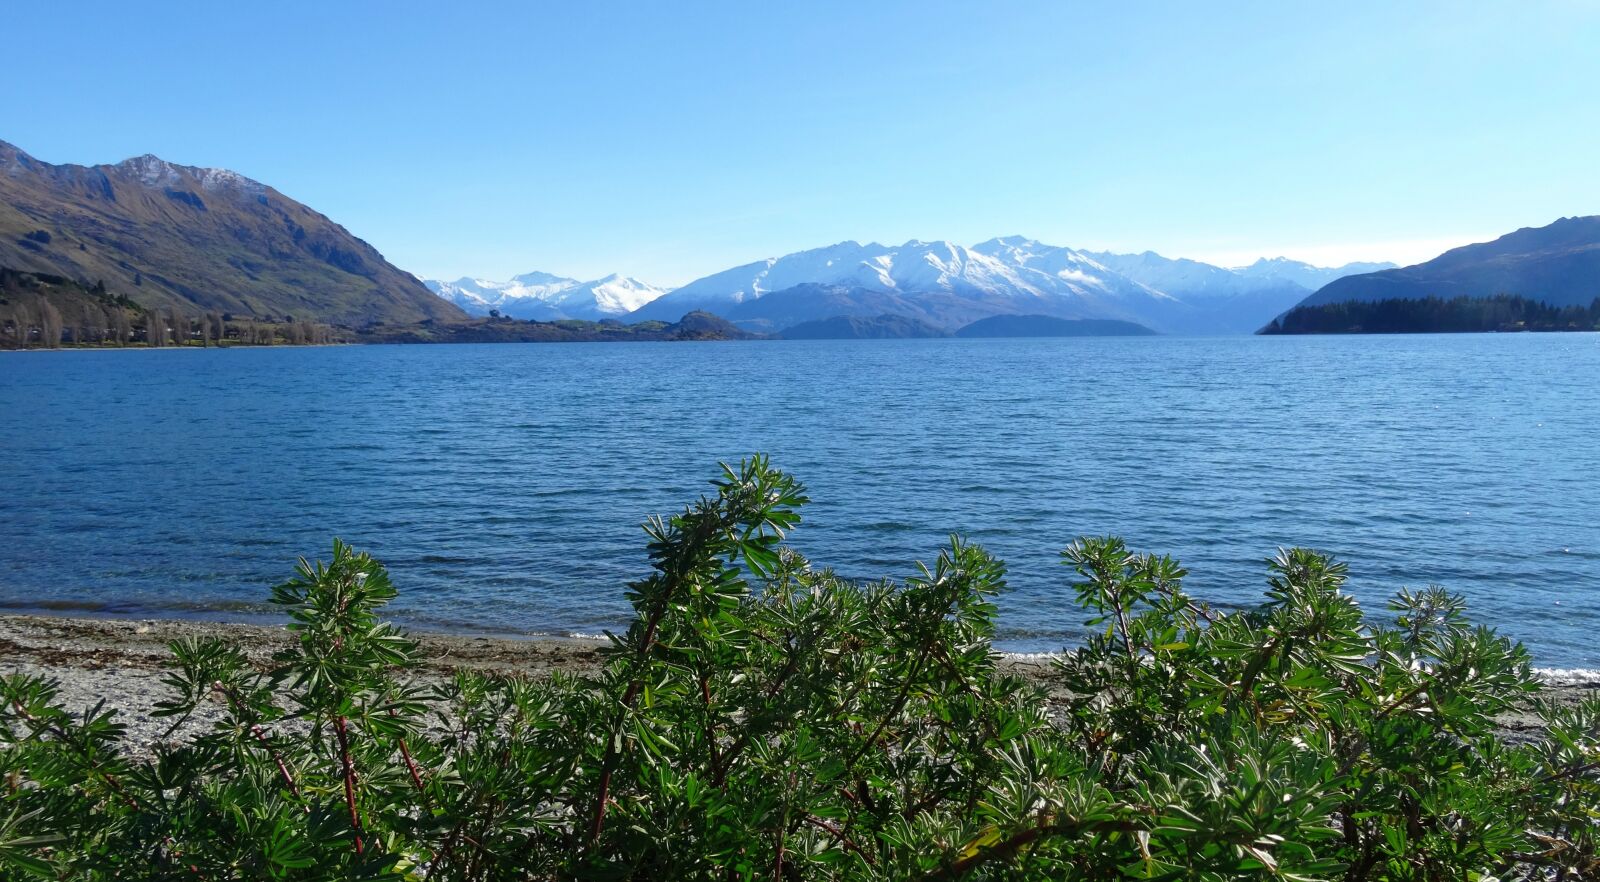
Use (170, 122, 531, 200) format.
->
(432, 242, 1388, 334)
(560, 275, 668, 315)
(1082, 251, 1270, 303)
(630, 237, 1184, 330)
(1084, 252, 1398, 333)
(1231, 257, 1397, 291)
(426, 272, 667, 320)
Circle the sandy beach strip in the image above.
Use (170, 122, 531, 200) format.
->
(0, 612, 1589, 752)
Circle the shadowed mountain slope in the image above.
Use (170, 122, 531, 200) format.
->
(1295, 216, 1600, 310)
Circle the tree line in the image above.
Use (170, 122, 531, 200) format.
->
(1, 301, 341, 348)
(1261, 293, 1600, 334)
(0, 269, 342, 349)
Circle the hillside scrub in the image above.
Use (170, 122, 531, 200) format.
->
(2, 457, 1596, 880)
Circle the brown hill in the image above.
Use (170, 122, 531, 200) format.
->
(0, 140, 464, 326)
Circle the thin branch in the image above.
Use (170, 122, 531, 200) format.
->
(333, 714, 365, 855)
(802, 814, 876, 866)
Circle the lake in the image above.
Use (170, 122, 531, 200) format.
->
(2, 335, 1597, 669)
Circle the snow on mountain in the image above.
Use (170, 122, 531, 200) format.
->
(1083, 251, 1397, 333)
(631, 237, 1180, 328)
(643, 240, 896, 308)
(429, 243, 1390, 334)
(1231, 257, 1397, 291)
(425, 271, 667, 320)
(554, 274, 666, 315)
(967, 236, 1180, 309)
(1083, 251, 1266, 302)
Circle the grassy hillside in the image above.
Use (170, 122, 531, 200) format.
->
(0, 141, 465, 327)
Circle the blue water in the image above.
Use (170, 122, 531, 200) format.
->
(2, 336, 1597, 666)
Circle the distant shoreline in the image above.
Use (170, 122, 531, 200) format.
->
(0, 342, 346, 353)
(10, 327, 1599, 352)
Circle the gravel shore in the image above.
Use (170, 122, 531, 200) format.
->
(0, 612, 1590, 753)
(0, 613, 606, 755)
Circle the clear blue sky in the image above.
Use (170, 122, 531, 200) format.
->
(6, 1, 1598, 285)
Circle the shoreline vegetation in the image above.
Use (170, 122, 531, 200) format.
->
(1261, 293, 1600, 335)
(0, 609, 1587, 753)
(0, 268, 343, 349)
(3, 457, 1598, 878)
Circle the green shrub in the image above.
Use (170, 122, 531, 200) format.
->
(2, 457, 1596, 879)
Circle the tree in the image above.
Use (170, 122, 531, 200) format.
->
(112, 307, 131, 347)
(1, 302, 23, 348)
(79, 307, 101, 345)
(37, 297, 62, 349)
(17, 301, 34, 348)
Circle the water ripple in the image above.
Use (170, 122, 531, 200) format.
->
(1, 334, 1598, 664)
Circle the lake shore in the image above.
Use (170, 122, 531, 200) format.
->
(1, 612, 1588, 753)
(0, 613, 609, 755)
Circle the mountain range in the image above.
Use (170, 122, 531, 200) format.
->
(479, 239, 1390, 335)
(444, 219, 1600, 333)
(435, 243, 1388, 336)
(426, 272, 667, 320)
(0, 141, 462, 326)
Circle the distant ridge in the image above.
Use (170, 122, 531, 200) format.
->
(955, 314, 1156, 338)
(0, 140, 463, 326)
(1292, 216, 1600, 311)
(358, 309, 756, 344)
(1230, 256, 1397, 291)
(779, 313, 947, 339)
